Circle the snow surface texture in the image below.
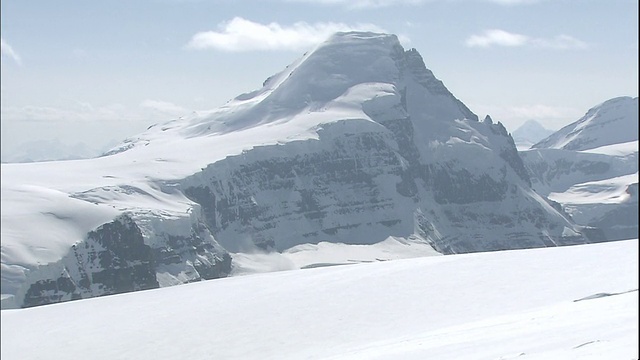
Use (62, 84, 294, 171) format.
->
(522, 96, 638, 241)
(1, 32, 598, 308)
(1, 240, 637, 360)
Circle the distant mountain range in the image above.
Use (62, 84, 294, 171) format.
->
(1, 139, 118, 163)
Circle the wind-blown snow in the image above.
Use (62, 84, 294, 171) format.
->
(1, 240, 637, 360)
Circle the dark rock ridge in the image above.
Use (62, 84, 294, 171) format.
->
(17, 214, 231, 308)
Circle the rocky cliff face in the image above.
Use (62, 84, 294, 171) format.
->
(1, 32, 600, 309)
(18, 215, 158, 308)
(176, 34, 595, 255)
(14, 213, 231, 308)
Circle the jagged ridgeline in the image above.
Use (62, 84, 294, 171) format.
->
(1, 32, 602, 309)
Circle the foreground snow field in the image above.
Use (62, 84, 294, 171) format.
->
(2, 239, 638, 360)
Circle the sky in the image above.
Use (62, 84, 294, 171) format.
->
(1, 0, 638, 159)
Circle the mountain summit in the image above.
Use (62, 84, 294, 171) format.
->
(109, 32, 477, 155)
(2, 32, 599, 308)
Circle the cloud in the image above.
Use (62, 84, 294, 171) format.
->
(530, 35, 588, 50)
(486, 0, 540, 4)
(465, 29, 587, 49)
(140, 99, 188, 115)
(284, 0, 424, 8)
(285, 0, 539, 7)
(1, 99, 192, 129)
(186, 17, 388, 52)
(0, 103, 130, 123)
(1, 38, 22, 65)
(466, 29, 528, 48)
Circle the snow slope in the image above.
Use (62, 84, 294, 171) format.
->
(532, 96, 638, 151)
(1, 239, 637, 360)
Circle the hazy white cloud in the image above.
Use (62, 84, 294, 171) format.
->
(1, 38, 22, 65)
(466, 29, 528, 47)
(530, 35, 588, 50)
(486, 0, 540, 5)
(186, 17, 387, 52)
(1, 103, 130, 123)
(286, 0, 539, 7)
(140, 99, 188, 115)
(1, 100, 192, 133)
(285, 0, 424, 8)
(466, 29, 587, 49)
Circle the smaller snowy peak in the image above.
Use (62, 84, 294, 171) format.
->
(512, 119, 555, 150)
(532, 96, 638, 152)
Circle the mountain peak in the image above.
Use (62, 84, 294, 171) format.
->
(141, 31, 478, 141)
(532, 96, 638, 151)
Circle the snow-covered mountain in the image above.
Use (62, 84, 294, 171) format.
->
(1, 32, 600, 309)
(521, 96, 638, 241)
(531, 96, 638, 151)
(511, 119, 555, 151)
(2, 239, 637, 360)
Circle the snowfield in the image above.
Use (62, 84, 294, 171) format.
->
(2, 239, 637, 360)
